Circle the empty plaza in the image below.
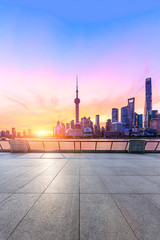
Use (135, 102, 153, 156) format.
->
(0, 152, 160, 240)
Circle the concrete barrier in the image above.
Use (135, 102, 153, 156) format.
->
(126, 140, 146, 153)
(10, 140, 30, 153)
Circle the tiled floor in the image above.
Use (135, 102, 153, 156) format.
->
(0, 153, 160, 239)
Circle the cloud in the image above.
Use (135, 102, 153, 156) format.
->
(3, 95, 29, 110)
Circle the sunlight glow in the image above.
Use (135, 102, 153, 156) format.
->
(35, 130, 52, 136)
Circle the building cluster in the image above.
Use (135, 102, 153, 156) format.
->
(1, 77, 159, 139)
(0, 128, 32, 139)
(104, 78, 160, 137)
(53, 77, 160, 138)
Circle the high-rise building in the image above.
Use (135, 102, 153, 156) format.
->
(81, 117, 93, 130)
(23, 131, 26, 138)
(138, 114, 143, 128)
(70, 120, 75, 129)
(74, 77, 80, 123)
(121, 106, 129, 129)
(151, 110, 158, 119)
(61, 122, 66, 136)
(1, 130, 5, 137)
(5, 130, 10, 138)
(134, 113, 143, 128)
(128, 98, 135, 128)
(105, 119, 112, 131)
(12, 128, 16, 138)
(144, 78, 152, 128)
(112, 108, 119, 122)
(95, 115, 100, 131)
(54, 120, 61, 137)
(17, 132, 21, 138)
(111, 122, 123, 132)
(134, 113, 139, 126)
(150, 118, 160, 135)
(66, 123, 70, 130)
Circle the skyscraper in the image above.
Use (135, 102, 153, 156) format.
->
(105, 119, 112, 131)
(121, 106, 129, 129)
(151, 110, 158, 119)
(112, 108, 119, 122)
(144, 78, 152, 128)
(12, 128, 16, 138)
(138, 114, 143, 128)
(134, 113, 143, 128)
(134, 112, 139, 126)
(128, 97, 135, 128)
(95, 115, 100, 131)
(74, 77, 80, 123)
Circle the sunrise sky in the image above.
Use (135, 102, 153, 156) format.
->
(0, 0, 160, 132)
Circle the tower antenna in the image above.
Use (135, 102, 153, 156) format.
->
(76, 75, 78, 98)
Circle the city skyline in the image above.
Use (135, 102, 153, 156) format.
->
(1, 76, 159, 137)
(0, 75, 159, 134)
(0, 1, 160, 132)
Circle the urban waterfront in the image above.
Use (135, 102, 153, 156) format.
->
(1, 138, 160, 152)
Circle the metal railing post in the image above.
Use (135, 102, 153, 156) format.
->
(155, 142, 159, 152)
(80, 141, 81, 151)
(125, 142, 128, 151)
(95, 141, 97, 151)
(42, 141, 45, 151)
(74, 141, 75, 151)
(58, 141, 60, 151)
(110, 142, 113, 151)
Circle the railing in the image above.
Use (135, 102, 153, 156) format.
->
(0, 140, 160, 153)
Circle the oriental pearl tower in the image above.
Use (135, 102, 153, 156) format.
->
(74, 76, 80, 123)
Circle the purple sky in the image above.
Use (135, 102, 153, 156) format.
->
(0, 0, 160, 132)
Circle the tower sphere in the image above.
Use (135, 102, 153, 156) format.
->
(74, 98, 80, 104)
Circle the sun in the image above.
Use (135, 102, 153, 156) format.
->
(35, 130, 52, 137)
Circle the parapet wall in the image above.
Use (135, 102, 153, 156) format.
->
(1, 139, 159, 153)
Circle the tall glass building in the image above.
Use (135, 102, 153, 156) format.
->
(151, 110, 158, 119)
(128, 98, 135, 128)
(121, 106, 129, 129)
(144, 78, 152, 128)
(95, 115, 100, 131)
(134, 113, 143, 128)
(112, 108, 119, 122)
(138, 114, 143, 128)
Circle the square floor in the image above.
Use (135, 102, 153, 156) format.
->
(0, 153, 160, 240)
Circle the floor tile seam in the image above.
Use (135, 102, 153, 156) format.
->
(14, 161, 62, 193)
(111, 192, 160, 225)
(0, 193, 13, 205)
(117, 176, 141, 194)
(137, 194, 160, 212)
(142, 175, 160, 188)
(40, 153, 45, 158)
(41, 158, 70, 194)
(110, 193, 139, 240)
(7, 192, 43, 240)
(93, 166, 139, 240)
(119, 175, 160, 193)
(7, 158, 70, 240)
(0, 162, 58, 204)
(0, 162, 50, 188)
(79, 159, 81, 240)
